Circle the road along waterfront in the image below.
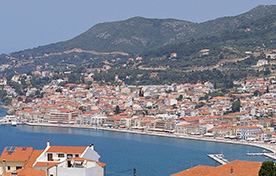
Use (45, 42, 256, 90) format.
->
(24, 122, 276, 154)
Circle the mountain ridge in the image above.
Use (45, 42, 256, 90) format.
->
(9, 5, 276, 56)
(1, 4, 276, 84)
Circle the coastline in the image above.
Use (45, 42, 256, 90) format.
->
(23, 122, 276, 154)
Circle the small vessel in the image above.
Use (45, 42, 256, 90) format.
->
(11, 121, 17, 127)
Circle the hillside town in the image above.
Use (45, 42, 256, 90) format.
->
(1, 69, 276, 143)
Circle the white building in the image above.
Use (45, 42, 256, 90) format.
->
(236, 126, 262, 140)
(256, 59, 269, 67)
(0, 140, 106, 176)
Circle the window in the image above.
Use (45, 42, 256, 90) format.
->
(75, 154, 79, 157)
(47, 153, 53, 161)
(58, 153, 64, 158)
(7, 166, 10, 170)
(16, 166, 22, 170)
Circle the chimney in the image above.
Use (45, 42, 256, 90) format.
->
(89, 144, 94, 150)
(230, 166, 234, 174)
(47, 140, 50, 147)
(2, 159, 6, 174)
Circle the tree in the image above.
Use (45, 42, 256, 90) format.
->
(0, 90, 7, 100)
(2, 97, 12, 105)
(232, 99, 241, 112)
(56, 88, 62, 93)
(176, 95, 183, 101)
(259, 161, 276, 176)
(139, 89, 144, 97)
(24, 97, 33, 103)
(196, 102, 205, 109)
(172, 104, 177, 109)
(266, 86, 269, 94)
(79, 106, 85, 112)
(264, 67, 271, 76)
(115, 105, 120, 115)
(18, 97, 23, 101)
(254, 90, 262, 97)
(219, 54, 224, 60)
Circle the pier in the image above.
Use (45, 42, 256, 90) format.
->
(207, 154, 229, 165)
(247, 152, 276, 160)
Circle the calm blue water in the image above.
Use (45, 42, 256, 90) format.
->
(0, 108, 269, 176)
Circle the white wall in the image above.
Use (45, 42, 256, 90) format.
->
(81, 147, 100, 162)
(85, 164, 104, 176)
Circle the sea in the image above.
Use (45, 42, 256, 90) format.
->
(0, 108, 270, 176)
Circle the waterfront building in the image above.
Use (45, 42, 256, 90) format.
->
(0, 141, 106, 176)
(176, 124, 199, 135)
(236, 126, 262, 140)
(208, 125, 234, 137)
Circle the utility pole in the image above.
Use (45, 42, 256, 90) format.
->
(133, 168, 136, 176)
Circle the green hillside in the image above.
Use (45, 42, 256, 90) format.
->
(11, 5, 276, 56)
(0, 5, 276, 88)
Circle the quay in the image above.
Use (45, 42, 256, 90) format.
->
(207, 154, 229, 165)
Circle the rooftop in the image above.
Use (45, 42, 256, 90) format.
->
(171, 160, 262, 176)
(0, 147, 33, 162)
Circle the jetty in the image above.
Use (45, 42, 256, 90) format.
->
(247, 152, 276, 160)
(207, 154, 229, 165)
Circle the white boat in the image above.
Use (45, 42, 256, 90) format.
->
(11, 121, 17, 126)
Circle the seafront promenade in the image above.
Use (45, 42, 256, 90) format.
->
(24, 122, 276, 155)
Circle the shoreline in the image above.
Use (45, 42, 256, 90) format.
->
(23, 122, 276, 154)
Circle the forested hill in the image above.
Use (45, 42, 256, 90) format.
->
(0, 5, 276, 87)
(9, 5, 276, 56)
(141, 11, 276, 68)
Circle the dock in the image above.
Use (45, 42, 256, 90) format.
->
(246, 153, 265, 156)
(207, 154, 229, 165)
(247, 152, 276, 160)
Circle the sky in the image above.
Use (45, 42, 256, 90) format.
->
(0, 0, 275, 54)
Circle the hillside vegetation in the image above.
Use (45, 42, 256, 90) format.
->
(0, 5, 276, 88)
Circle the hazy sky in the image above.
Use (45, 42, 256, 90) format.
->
(1, 0, 275, 54)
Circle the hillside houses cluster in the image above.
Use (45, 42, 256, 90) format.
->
(4, 76, 276, 141)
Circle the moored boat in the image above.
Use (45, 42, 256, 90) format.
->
(11, 121, 17, 126)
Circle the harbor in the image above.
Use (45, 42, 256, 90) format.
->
(0, 115, 22, 126)
(0, 124, 270, 176)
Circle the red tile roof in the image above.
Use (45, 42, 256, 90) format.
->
(0, 147, 33, 162)
(24, 150, 44, 168)
(171, 160, 261, 176)
(3, 168, 46, 176)
(172, 165, 215, 176)
(46, 146, 87, 154)
(34, 162, 59, 167)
